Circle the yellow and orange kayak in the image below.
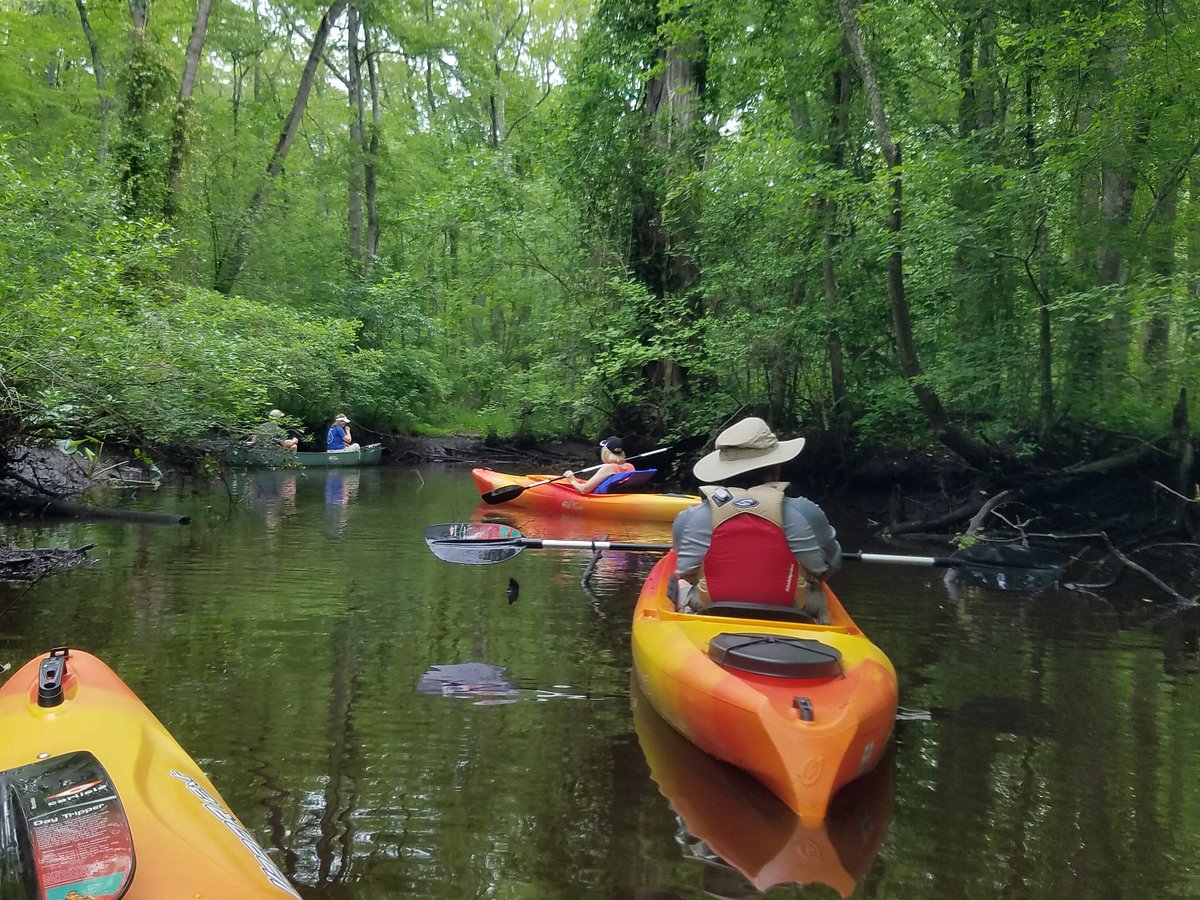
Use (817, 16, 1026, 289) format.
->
(0, 648, 300, 900)
(471, 468, 699, 522)
(631, 553, 897, 824)
(632, 677, 894, 896)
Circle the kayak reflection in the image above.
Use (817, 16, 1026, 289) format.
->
(632, 678, 895, 898)
(473, 504, 681, 544)
(470, 508, 669, 608)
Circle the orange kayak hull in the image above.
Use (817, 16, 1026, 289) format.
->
(471, 468, 699, 522)
(631, 553, 898, 824)
(0, 649, 299, 899)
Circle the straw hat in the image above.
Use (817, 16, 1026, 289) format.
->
(692, 417, 806, 482)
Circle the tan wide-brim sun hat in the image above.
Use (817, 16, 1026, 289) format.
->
(692, 417, 806, 483)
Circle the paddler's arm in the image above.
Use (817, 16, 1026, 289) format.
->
(671, 503, 710, 582)
(782, 497, 842, 579)
(563, 465, 613, 494)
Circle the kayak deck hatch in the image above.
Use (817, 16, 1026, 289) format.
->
(708, 633, 845, 680)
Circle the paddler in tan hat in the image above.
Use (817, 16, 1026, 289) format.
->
(671, 417, 842, 621)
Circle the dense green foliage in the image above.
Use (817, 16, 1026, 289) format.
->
(1, 0, 1197, 456)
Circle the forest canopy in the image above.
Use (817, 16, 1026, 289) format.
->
(1, 0, 1197, 462)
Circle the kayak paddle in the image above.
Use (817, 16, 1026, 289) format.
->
(844, 544, 1065, 591)
(424, 523, 670, 565)
(427, 523, 1064, 590)
(478, 433, 708, 505)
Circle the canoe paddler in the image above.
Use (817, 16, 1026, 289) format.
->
(326, 412, 361, 453)
(563, 435, 636, 494)
(671, 417, 842, 622)
(248, 409, 299, 451)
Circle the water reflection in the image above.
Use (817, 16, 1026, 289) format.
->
(227, 468, 372, 539)
(7, 469, 1200, 898)
(632, 678, 894, 897)
(472, 504, 678, 544)
(238, 469, 300, 531)
(324, 470, 361, 538)
(472, 506, 670, 617)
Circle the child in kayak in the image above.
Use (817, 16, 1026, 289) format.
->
(563, 436, 635, 494)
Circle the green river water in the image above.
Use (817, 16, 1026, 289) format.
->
(2, 465, 1200, 899)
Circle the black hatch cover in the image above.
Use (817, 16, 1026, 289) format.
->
(708, 633, 843, 679)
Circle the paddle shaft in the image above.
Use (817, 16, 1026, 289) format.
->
(433, 537, 672, 553)
(843, 548, 1063, 591)
(844, 551, 955, 568)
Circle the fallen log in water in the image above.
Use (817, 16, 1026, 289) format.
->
(5, 495, 190, 526)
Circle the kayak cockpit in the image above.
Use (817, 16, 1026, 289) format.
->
(699, 601, 817, 624)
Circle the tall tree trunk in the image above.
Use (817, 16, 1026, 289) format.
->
(1068, 35, 1148, 403)
(214, 0, 348, 295)
(252, 0, 262, 101)
(117, 0, 158, 216)
(1191, 163, 1200, 310)
(363, 25, 381, 271)
(424, 0, 437, 116)
(127, 0, 147, 31)
(956, 7, 977, 138)
(1141, 166, 1177, 373)
(73, 0, 113, 162)
(489, 49, 504, 150)
(1023, 51, 1055, 443)
(837, 0, 997, 470)
(629, 18, 705, 426)
(164, 0, 215, 221)
(822, 55, 852, 426)
(346, 4, 364, 265)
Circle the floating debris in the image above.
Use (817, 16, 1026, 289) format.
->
(416, 662, 588, 706)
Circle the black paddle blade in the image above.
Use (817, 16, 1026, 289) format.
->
(480, 483, 528, 505)
(950, 544, 1065, 592)
(668, 432, 709, 455)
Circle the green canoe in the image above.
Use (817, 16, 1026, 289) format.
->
(225, 442, 384, 468)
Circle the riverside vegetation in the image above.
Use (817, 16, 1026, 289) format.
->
(2, 0, 1200, 594)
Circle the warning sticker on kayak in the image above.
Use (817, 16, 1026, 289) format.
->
(2, 751, 134, 900)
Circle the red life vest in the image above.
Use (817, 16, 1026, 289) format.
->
(698, 484, 800, 607)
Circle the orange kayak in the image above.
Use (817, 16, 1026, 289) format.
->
(0, 648, 300, 900)
(632, 677, 894, 896)
(631, 552, 897, 824)
(471, 468, 699, 522)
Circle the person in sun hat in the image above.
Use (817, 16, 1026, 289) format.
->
(325, 412, 361, 453)
(562, 435, 636, 494)
(249, 408, 299, 451)
(671, 417, 842, 621)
